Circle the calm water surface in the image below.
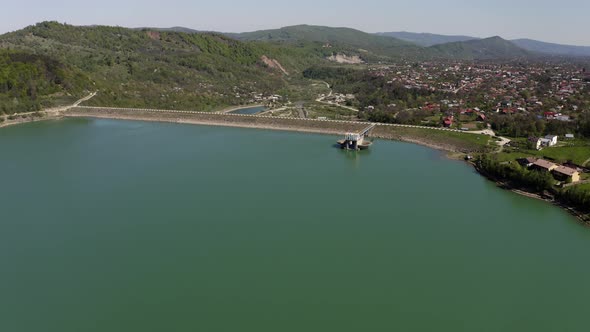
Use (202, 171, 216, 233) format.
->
(1, 119, 589, 332)
(229, 106, 266, 114)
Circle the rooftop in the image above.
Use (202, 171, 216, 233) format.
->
(533, 159, 557, 170)
(554, 166, 579, 176)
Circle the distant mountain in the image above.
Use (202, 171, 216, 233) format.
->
(511, 39, 590, 57)
(228, 25, 424, 59)
(378, 31, 590, 58)
(429, 36, 530, 60)
(376, 31, 478, 47)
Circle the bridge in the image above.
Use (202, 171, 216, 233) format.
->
(338, 123, 376, 150)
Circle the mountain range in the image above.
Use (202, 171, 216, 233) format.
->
(375, 31, 476, 47)
(377, 31, 590, 57)
(227, 25, 531, 60)
(131, 25, 590, 59)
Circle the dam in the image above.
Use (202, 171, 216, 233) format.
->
(337, 123, 376, 150)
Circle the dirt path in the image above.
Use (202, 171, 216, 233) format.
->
(0, 92, 97, 128)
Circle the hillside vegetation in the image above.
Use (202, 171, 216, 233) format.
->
(0, 22, 563, 114)
(0, 49, 91, 114)
(428, 37, 530, 60)
(511, 39, 590, 57)
(229, 25, 424, 60)
(375, 31, 478, 47)
(0, 22, 329, 112)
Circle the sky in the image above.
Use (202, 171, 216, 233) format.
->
(3, 0, 590, 46)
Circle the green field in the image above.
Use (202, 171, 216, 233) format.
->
(374, 126, 493, 153)
(497, 145, 590, 165)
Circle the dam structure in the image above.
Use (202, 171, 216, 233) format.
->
(338, 124, 376, 150)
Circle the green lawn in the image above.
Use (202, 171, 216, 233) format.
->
(307, 102, 358, 120)
(575, 183, 590, 191)
(497, 145, 590, 165)
(377, 126, 493, 152)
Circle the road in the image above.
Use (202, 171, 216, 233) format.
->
(315, 81, 359, 113)
(1, 91, 98, 119)
(295, 102, 306, 118)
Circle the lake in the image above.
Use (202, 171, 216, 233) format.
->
(1, 118, 589, 332)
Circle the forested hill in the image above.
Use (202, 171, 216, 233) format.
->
(428, 37, 531, 60)
(228, 25, 425, 60)
(0, 22, 329, 112)
(0, 49, 91, 114)
(375, 31, 478, 47)
(229, 25, 538, 61)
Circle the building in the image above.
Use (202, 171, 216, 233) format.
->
(541, 135, 558, 148)
(553, 166, 581, 183)
(531, 159, 558, 172)
(529, 137, 542, 150)
(518, 157, 538, 168)
(443, 116, 454, 127)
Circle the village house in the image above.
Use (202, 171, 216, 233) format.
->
(552, 166, 581, 183)
(529, 137, 542, 150)
(518, 157, 538, 168)
(531, 159, 558, 172)
(442, 116, 454, 128)
(542, 135, 558, 147)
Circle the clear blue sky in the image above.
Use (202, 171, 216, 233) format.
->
(3, 0, 590, 45)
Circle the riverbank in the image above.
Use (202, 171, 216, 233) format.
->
(474, 166, 590, 225)
(0, 92, 96, 129)
(0, 113, 61, 129)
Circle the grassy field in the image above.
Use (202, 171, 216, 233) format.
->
(306, 102, 358, 120)
(496, 145, 590, 165)
(373, 126, 493, 153)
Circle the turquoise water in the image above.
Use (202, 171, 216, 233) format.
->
(1, 118, 589, 332)
(229, 106, 266, 114)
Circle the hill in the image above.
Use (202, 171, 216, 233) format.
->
(376, 31, 478, 46)
(0, 22, 329, 112)
(0, 49, 91, 114)
(511, 39, 590, 57)
(378, 31, 590, 58)
(229, 25, 424, 60)
(429, 36, 530, 60)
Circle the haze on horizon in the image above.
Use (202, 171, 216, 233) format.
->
(3, 0, 590, 46)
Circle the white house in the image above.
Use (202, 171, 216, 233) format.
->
(529, 137, 542, 150)
(543, 135, 558, 147)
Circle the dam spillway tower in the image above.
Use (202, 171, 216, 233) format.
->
(338, 124, 376, 151)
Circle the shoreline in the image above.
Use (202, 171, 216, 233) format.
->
(3, 106, 587, 223)
(474, 167, 590, 225)
(0, 113, 61, 129)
